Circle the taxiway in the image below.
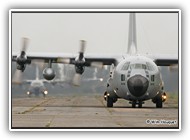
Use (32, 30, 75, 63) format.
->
(11, 93, 179, 128)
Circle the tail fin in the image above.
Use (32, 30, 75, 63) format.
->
(127, 13, 137, 55)
(35, 65, 40, 80)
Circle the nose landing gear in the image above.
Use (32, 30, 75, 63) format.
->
(130, 100, 144, 108)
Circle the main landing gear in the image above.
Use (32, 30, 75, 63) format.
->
(107, 96, 113, 107)
(152, 92, 167, 108)
(104, 92, 117, 107)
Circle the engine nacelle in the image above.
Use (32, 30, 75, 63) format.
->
(16, 64, 26, 72)
(75, 58, 85, 74)
(17, 55, 27, 65)
(75, 65, 85, 74)
(43, 68, 56, 80)
(16, 55, 31, 72)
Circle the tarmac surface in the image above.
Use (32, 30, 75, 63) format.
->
(11, 93, 179, 129)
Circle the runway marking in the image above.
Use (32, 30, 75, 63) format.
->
(16, 98, 52, 114)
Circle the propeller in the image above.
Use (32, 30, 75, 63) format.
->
(31, 59, 45, 70)
(21, 37, 29, 53)
(16, 37, 31, 71)
(12, 69, 23, 84)
(56, 40, 86, 86)
(12, 60, 45, 85)
(78, 40, 85, 60)
(72, 73, 82, 86)
(19, 37, 29, 61)
(72, 40, 86, 86)
(57, 40, 104, 86)
(90, 62, 103, 69)
(12, 38, 30, 84)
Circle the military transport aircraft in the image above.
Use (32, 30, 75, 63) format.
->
(12, 64, 49, 97)
(12, 13, 178, 108)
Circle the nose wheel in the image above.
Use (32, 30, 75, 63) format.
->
(131, 101, 143, 108)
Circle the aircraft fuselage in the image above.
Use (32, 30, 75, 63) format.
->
(105, 55, 165, 108)
(27, 81, 48, 97)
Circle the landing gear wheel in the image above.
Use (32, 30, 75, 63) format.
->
(156, 98, 163, 108)
(107, 96, 113, 107)
(138, 101, 142, 108)
(132, 101, 136, 108)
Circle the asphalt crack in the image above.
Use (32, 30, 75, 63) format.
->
(17, 98, 52, 114)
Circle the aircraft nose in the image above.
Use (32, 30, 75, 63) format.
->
(127, 75, 149, 97)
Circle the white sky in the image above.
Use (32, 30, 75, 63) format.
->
(11, 11, 178, 55)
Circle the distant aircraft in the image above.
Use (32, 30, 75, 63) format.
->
(12, 12, 178, 108)
(12, 64, 48, 97)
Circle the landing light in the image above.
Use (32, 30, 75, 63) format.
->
(162, 95, 167, 99)
(26, 91, 30, 95)
(100, 78, 103, 82)
(44, 90, 48, 95)
(162, 95, 167, 100)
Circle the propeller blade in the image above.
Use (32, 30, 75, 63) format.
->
(79, 40, 86, 60)
(79, 40, 86, 53)
(72, 73, 82, 86)
(12, 69, 23, 84)
(90, 62, 104, 69)
(57, 58, 71, 64)
(31, 59, 45, 70)
(21, 37, 29, 53)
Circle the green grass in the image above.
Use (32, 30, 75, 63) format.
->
(165, 92, 179, 108)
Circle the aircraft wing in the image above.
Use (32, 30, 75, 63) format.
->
(12, 52, 118, 66)
(147, 54, 178, 66)
(12, 79, 32, 85)
(13, 52, 178, 66)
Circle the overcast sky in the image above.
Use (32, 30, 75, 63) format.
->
(11, 11, 178, 55)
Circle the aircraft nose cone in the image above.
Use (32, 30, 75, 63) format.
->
(127, 75, 149, 97)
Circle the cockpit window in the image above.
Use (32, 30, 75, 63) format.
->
(146, 62, 156, 71)
(121, 62, 130, 70)
(129, 63, 147, 70)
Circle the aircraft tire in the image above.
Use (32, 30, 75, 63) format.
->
(107, 96, 113, 107)
(132, 101, 136, 108)
(156, 99, 163, 108)
(138, 101, 142, 108)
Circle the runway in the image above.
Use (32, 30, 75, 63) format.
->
(11, 93, 179, 129)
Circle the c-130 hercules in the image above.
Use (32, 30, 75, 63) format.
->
(12, 12, 178, 108)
